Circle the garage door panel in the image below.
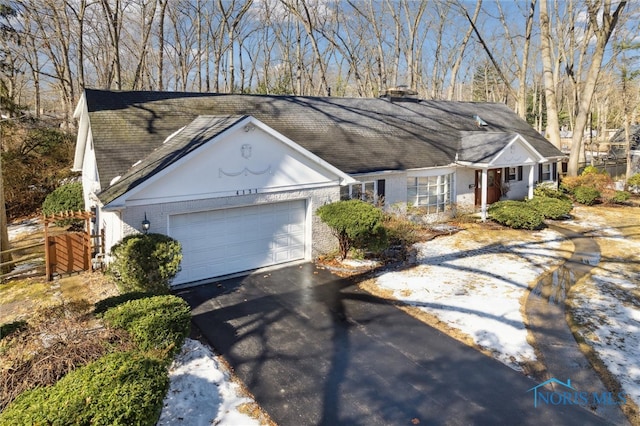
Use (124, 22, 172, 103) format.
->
(170, 200, 307, 285)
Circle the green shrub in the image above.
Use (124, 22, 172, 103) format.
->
(488, 200, 545, 230)
(581, 165, 601, 176)
(628, 173, 640, 191)
(574, 186, 600, 205)
(316, 199, 388, 259)
(41, 181, 84, 225)
(103, 295, 191, 358)
(526, 196, 573, 220)
(93, 292, 156, 315)
(611, 190, 630, 204)
(533, 183, 571, 201)
(107, 233, 182, 294)
(0, 351, 168, 426)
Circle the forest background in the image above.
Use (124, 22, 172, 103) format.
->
(0, 0, 639, 223)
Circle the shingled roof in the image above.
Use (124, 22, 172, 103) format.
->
(82, 89, 563, 193)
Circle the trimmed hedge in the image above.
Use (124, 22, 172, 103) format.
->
(488, 200, 545, 230)
(574, 186, 600, 205)
(316, 199, 388, 259)
(611, 190, 630, 204)
(0, 351, 169, 426)
(93, 292, 157, 315)
(526, 196, 573, 219)
(41, 182, 84, 226)
(107, 233, 182, 294)
(102, 295, 191, 359)
(533, 184, 571, 201)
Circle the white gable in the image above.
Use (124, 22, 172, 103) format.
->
(127, 120, 349, 205)
(489, 135, 544, 167)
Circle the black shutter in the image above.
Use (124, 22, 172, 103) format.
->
(538, 164, 543, 183)
(552, 162, 558, 181)
(518, 166, 523, 181)
(377, 179, 386, 205)
(504, 168, 510, 181)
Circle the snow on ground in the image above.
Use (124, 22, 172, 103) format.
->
(376, 227, 565, 372)
(571, 272, 640, 406)
(6, 210, 639, 422)
(7, 218, 42, 239)
(563, 211, 640, 408)
(158, 338, 261, 426)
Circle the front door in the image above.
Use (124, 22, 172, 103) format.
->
(475, 169, 502, 206)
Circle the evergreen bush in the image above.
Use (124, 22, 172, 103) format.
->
(316, 199, 388, 259)
(526, 196, 573, 219)
(41, 181, 84, 225)
(488, 200, 545, 230)
(573, 186, 600, 205)
(611, 190, 630, 204)
(533, 183, 571, 201)
(627, 173, 640, 192)
(0, 351, 168, 426)
(102, 295, 191, 358)
(107, 233, 182, 294)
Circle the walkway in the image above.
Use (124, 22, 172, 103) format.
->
(525, 224, 629, 425)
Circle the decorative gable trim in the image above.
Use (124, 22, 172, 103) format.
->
(103, 116, 355, 209)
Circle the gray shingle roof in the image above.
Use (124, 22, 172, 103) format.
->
(458, 132, 521, 163)
(84, 89, 563, 201)
(610, 125, 640, 150)
(98, 115, 246, 204)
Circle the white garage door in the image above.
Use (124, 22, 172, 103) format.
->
(170, 200, 306, 285)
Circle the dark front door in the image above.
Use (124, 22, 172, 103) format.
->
(475, 168, 502, 206)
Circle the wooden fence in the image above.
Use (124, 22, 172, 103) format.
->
(1, 210, 104, 282)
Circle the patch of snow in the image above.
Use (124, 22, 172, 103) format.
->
(8, 218, 42, 239)
(376, 228, 565, 372)
(340, 259, 380, 268)
(571, 271, 640, 407)
(158, 338, 261, 426)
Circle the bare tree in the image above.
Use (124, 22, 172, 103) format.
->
(566, 1, 626, 176)
(99, 0, 124, 90)
(447, 0, 481, 100)
(539, 0, 562, 150)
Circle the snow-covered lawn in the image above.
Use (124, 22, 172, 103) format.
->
(372, 206, 640, 411)
(375, 227, 566, 371)
(564, 207, 640, 408)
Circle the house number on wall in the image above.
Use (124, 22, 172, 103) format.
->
(236, 189, 259, 195)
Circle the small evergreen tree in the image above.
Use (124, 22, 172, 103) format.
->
(316, 199, 387, 260)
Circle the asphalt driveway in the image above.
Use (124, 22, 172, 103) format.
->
(177, 263, 609, 426)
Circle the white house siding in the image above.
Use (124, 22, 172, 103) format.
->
(347, 172, 407, 211)
(117, 186, 339, 262)
(101, 210, 123, 258)
(505, 166, 531, 200)
(455, 167, 476, 210)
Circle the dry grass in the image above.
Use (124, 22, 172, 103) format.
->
(0, 300, 133, 410)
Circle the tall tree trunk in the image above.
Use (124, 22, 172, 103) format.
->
(518, 0, 536, 119)
(539, 0, 562, 150)
(0, 144, 12, 274)
(157, 0, 168, 91)
(567, 1, 626, 176)
(447, 0, 481, 101)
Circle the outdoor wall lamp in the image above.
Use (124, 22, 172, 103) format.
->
(142, 213, 151, 234)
